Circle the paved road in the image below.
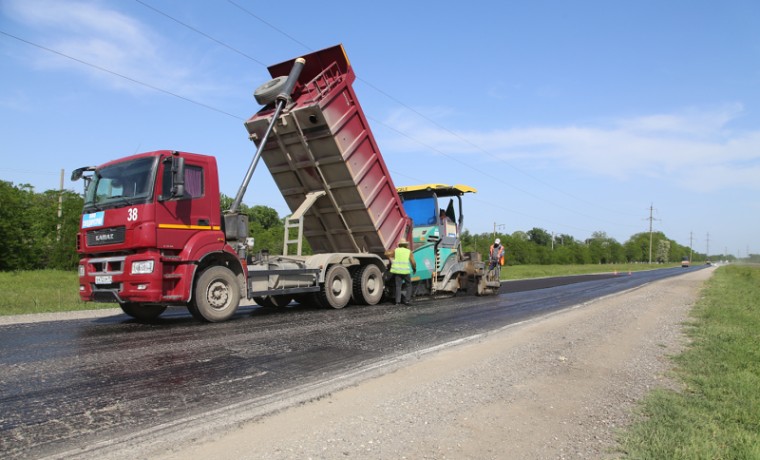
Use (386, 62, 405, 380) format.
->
(0, 266, 704, 458)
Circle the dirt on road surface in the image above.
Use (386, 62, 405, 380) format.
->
(151, 268, 711, 460)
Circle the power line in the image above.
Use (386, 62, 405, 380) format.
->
(0, 168, 59, 175)
(135, 0, 640, 230)
(227, 0, 312, 51)
(0, 30, 245, 120)
(4, 4, 637, 235)
(223, 0, 638, 221)
(135, 0, 267, 66)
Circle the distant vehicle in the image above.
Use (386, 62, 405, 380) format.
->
(705, 260, 713, 266)
(681, 257, 690, 268)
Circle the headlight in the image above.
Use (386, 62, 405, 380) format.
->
(131, 260, 155, 274)
(78, 265, 85, 277)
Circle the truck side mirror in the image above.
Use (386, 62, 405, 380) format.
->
(71, 166, 95, 181)
(171, 156, 185, 199)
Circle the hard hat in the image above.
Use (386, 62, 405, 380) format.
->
(495, 238, 501, 245)
(398, 238, 409, 246)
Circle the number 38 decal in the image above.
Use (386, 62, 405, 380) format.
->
(127, 207, 138, 222)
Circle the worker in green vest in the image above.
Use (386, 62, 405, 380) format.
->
(385, 238, 417, 305)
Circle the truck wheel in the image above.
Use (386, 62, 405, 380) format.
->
(253, 76, 288, 105)
(186, 302, 204, 322)
(120, 303, 166, 322)
(253, 296, 270, 307)
(319, 265, 352, 309)
(269, 295, 293, 307)
(352, 264, 384, 305)
(192, 266, 240, 322)
(254, 295, 293, 308)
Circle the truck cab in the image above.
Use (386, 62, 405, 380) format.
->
(74, 150, 245, 321)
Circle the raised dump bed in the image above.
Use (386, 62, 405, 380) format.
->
(244, 45, 407, 257)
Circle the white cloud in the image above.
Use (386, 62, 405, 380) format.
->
(3, 0, 204, 95)
(381, 104, 760, 191)
(613, 104, 743, 138)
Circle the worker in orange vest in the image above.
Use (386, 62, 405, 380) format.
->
(489, 238, 505, 272)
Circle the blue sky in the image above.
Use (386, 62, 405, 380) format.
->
(2, 0, 758, 258)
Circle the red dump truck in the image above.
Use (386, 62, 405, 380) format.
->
(72, 45, 497, 322)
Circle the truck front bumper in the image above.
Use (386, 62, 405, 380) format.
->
(79, 254, 165, 304)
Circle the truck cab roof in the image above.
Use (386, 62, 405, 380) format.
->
(396, 184, 477, 197)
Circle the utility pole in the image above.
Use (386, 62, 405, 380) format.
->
(492, 222, 505, 241)
(57, 169, 64, 242)
(706, 232, 710, 259)
(689, 231, 693, 263)
(646, 204, 659, 264)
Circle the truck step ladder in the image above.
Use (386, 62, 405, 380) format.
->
(283, 190, 326, 256)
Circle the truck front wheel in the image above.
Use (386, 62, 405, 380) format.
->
(120, 303, 166, 322)
(191, 266, 240, 322)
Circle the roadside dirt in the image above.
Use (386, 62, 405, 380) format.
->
(153, 268, 711, 460)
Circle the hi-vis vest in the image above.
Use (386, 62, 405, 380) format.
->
(490, 244, 505, 265)
(391, 247, 412, 275)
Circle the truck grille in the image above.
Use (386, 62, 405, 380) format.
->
(87, 226, 126, 246)
(91, 290, 121, 303)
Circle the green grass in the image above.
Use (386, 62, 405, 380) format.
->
(616, 265, 760, 459)
(0, 264, 677, 316)
(0, 270, 113, 316)
(502, 263, 676, 280)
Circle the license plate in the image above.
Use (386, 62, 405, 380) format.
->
(95, 275, 113, 285)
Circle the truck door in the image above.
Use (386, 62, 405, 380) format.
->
(155, 156, 215, 251)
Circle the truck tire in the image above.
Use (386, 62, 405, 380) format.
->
(352, 264, 384, 305)
(253, 75, 288, 105)
(253, 295, 293, 308)
(191, 266, 240, 322)
(319, 265, 352, 309)
(120, 303, 166, 322)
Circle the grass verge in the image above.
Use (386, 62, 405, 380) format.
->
(503, 263, 676, 280)
(0, 270, 112, 316)
(0, 263, 681, 316)
(617, 265, 760, 459)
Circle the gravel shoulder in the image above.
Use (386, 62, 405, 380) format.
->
(153, 268, 711, 460)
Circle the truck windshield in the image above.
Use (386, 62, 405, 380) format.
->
(402, 195, 437, 227)
(84, 157, 157, 210)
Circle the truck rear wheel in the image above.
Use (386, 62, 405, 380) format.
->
(120, 303, 166, 322)
(319, 265, 352, 309)
(191, 266, 240, 322)
(253, 295, 293, 308)
(352, 264, 384, 305)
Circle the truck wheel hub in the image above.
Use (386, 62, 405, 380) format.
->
(207, 281, 230, 308)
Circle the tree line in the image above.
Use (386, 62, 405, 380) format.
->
(0, 181, 743, 272)
(462, 228, 715, 266)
